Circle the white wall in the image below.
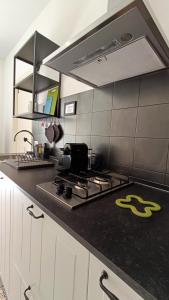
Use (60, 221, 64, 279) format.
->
(143, 0, 169, 47)
(0, 60, 4, 151)
(1, 0, 108, 153)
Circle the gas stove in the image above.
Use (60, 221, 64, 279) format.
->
(37, 170, 131, 209)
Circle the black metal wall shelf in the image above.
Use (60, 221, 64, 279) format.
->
(15, 31, 58, 65)
(14, 112, 53, 120)
(13, 31, 61, 120)
(15, 73, 58, 94)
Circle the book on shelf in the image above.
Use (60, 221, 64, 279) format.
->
(44, 96, 52, 114)
(48, 86, 59, 115)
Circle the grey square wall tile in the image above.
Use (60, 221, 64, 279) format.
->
(32, 121, 39, 135)
(64, 135, 75, 144)
(61, 94, 78, 117)
(111, 108, 137, 137)
(91, 136, 110, 152)
(38, 120, 46, 134)
(58, 118, 65, 131)
(93, 86, 113, 112)
(64, 115, 76, 135)
(139, 70, 169, 106)
(77, 90, 93, 114)
(110, 137, 134, 167)
(113, 78, 139, 109)
(165, 150, 169, 173)
(75, 135, 91, 147)
(110, 165, 132, 176)
(38, 133, 48, 144)
(134, 138, 168, 172)
(91, 135, 110, 169)
(136, 104, 169, 138)
(76, 113, 92, 136)
(92, 111, 112, 136)
(164, 174, 169, 185)
(132, 168, 165, 184)
(55, 137, 64, 149)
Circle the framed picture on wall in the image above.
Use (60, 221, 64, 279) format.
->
(64, 101, 77, 116)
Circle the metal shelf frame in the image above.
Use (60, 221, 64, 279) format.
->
(13, 31, 61, 120)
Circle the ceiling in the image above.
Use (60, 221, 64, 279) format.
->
(0, 0, 50, 58)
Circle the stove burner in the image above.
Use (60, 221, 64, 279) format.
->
(93, 176, 110, 185)
(75, 180, 88, 190)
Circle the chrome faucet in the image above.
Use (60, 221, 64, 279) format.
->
(14, 130, 35, 153)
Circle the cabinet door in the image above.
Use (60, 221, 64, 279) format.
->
(12, 187, 23, 266)
(0, 175, 13, 296)
(20, 195, 32, 280)
(39, 214, 58, 300)
(29, 204, 43, 299)
(13, 188, 44, 299)
(4, 187, 11, 294)
(54, 226, 89, 300)
(9, 186, 23, 300)
(20, 277, 35, 300)
(0, 183, 6, 279)
(88, 254, 143, 300)
(9, 264, 21, 300)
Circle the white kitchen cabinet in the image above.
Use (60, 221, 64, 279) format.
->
(20, 195, 32, 280)
(11, 188, 43, 300)
(0, 178, 6, 279)
(9, 186, 23, 300)
(38, 214, 58, 300)
(28, 204, 44, 299)
(21, 278, 35, 300)
(87, 254, 143, 300)
(9, 183, 89, 300)
(53, 225, 89, 300)
(3, 187, 11, 294)
(10, 264, 21, 300)
(0, 174, 13, 297)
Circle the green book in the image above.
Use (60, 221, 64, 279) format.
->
(47, 86, 59, 116)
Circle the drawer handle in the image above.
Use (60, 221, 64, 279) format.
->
(0, 177, 4, 180)
(99, 271, 119, 300)
(24, 285, 31, 300)
(26, 205, 44, 219)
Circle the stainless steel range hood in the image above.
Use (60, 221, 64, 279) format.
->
(43, 0, 169, 87)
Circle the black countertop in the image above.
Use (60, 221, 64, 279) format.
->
(1, 163, 169, 300)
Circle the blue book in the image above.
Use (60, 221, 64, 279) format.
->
(44, 96, 52, 114)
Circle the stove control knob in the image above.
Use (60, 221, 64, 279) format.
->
(64, 187, 72, 199)
(56, 183, 65, 195)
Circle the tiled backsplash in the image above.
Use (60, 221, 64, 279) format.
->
(33, 69, 169, 185)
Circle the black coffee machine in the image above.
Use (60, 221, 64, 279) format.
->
(58, 143, 88, 174)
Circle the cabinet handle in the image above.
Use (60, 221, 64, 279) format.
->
(0, 177, 4, 180)
(24, 285, 31, 300)
(99, 271, 119, 300)
(26, 205, 44, 219)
